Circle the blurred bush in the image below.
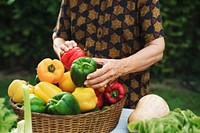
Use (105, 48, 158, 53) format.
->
(0, 0, 60, 72)
(0, 0, 199, 78)
(153, 0, 200, 79)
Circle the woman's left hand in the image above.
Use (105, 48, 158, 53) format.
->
(84, 58, 124, 89)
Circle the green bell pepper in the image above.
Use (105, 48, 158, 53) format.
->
(46, 92, 81, 115)
(70, 57, 97, 87)
(29, 94, 46, 113)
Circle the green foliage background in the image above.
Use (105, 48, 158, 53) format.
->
(155, 0, 200, 79)
(0, 0, 200, 78)
(0, 0, 60, 71)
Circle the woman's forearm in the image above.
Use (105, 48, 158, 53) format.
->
(121, 37, 165, 75)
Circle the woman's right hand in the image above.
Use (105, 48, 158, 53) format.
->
(60, 40, 77, 54)
(53, 37, 77, 59)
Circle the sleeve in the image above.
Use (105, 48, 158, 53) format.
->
(138, 0, 165, 45)
(53, 0, 71, 40)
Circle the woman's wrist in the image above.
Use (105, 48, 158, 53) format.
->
(119, 58, 131, 77)
(53, 37, 65, 59)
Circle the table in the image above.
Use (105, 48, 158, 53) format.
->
(110, 108, 133, 133)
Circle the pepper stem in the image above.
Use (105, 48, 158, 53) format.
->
(82, 62, 93, 69)
(48, 64, 56, 73)
(110, 90, 119, 98)
(49, 99, 58, 103)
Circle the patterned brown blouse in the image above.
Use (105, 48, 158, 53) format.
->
(54, 0, 165, 108)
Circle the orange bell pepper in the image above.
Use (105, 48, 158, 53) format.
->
(8, 79, 34, 103)
(37, 58, 65, 84)
(58, 71, 76, 93)
(97, 86, 106, 93)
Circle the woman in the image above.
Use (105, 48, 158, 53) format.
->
(52, 0, 165, 108)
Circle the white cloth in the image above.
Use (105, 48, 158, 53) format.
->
(110, 108, 133, 133)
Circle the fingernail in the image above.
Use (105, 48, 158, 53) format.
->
(84, 81, 87, 85)
(87, 76, 91, 79)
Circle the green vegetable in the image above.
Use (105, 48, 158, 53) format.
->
(35, 75, 40, 84)
(128, 108, 200, 133)
(46, 92, 81, 115)
(23, 85, 32, 133)
(15, 120, 25, 133)
(12, 85, 32, 133)
(87, 107, 100, 113)
(29, 94, 46, 113)
(0, 98, 18, 132)
(70, 57, 97, 87)
(102, 105, 110, 110)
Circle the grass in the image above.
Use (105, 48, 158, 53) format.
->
(1, 71, 200, 116)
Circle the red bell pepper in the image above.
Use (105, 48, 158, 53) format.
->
(94, 89, 104, 108)
(104, 82, 126, 104)
(61, 47, 85, 71)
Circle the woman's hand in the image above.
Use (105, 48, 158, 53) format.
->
(84, 58, 125, 89)
(60, 40, 77, 54)
(53, 37, 77, 59)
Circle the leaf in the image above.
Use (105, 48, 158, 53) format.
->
(0, 98, 18, 132)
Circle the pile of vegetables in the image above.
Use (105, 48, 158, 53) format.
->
(8, 46, 126, 116)
(127, 94, 200, 133)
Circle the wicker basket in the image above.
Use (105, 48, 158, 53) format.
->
(10, 95, 127, 133)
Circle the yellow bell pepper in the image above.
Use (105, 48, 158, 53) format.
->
(34, 82, 62, 103)
(72, 87, 98, 112)
(58, 71, 76, 93)
(8, 79, 34, 103)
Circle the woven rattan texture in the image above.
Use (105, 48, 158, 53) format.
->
(10, 96, 126, 133)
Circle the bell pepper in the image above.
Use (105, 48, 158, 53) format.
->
(46, 92, 81, 115)
(58, 71, 76, 93)
(35, 75, 40, 84)
(29, 94, 46, 113)
(97, 86, 105, 93)
(61, 47, 85, 71)
(34, 82, 62, 103)
(36, 58, 65, 84)
(102, 105, 110, 110)
(104, 82, 126, 104)
(70, 57, 97, 87)
(8, 79, 34, 103)
(94, 89, 104, 108)
(72, 87, 98, 112)
(87, 107, 100, 112)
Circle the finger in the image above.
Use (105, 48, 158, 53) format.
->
(89, 78, 112, 89)
(60, 50, 65, 56)
(86, 67, 108, 80)
(64, 41, 72, 49)
(65, 40, 77, 49)
(71, 40, 77, 47)
(92, 58, 108, 66)
(85, 70, 110, 85)
(60, 44, 69, 52)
